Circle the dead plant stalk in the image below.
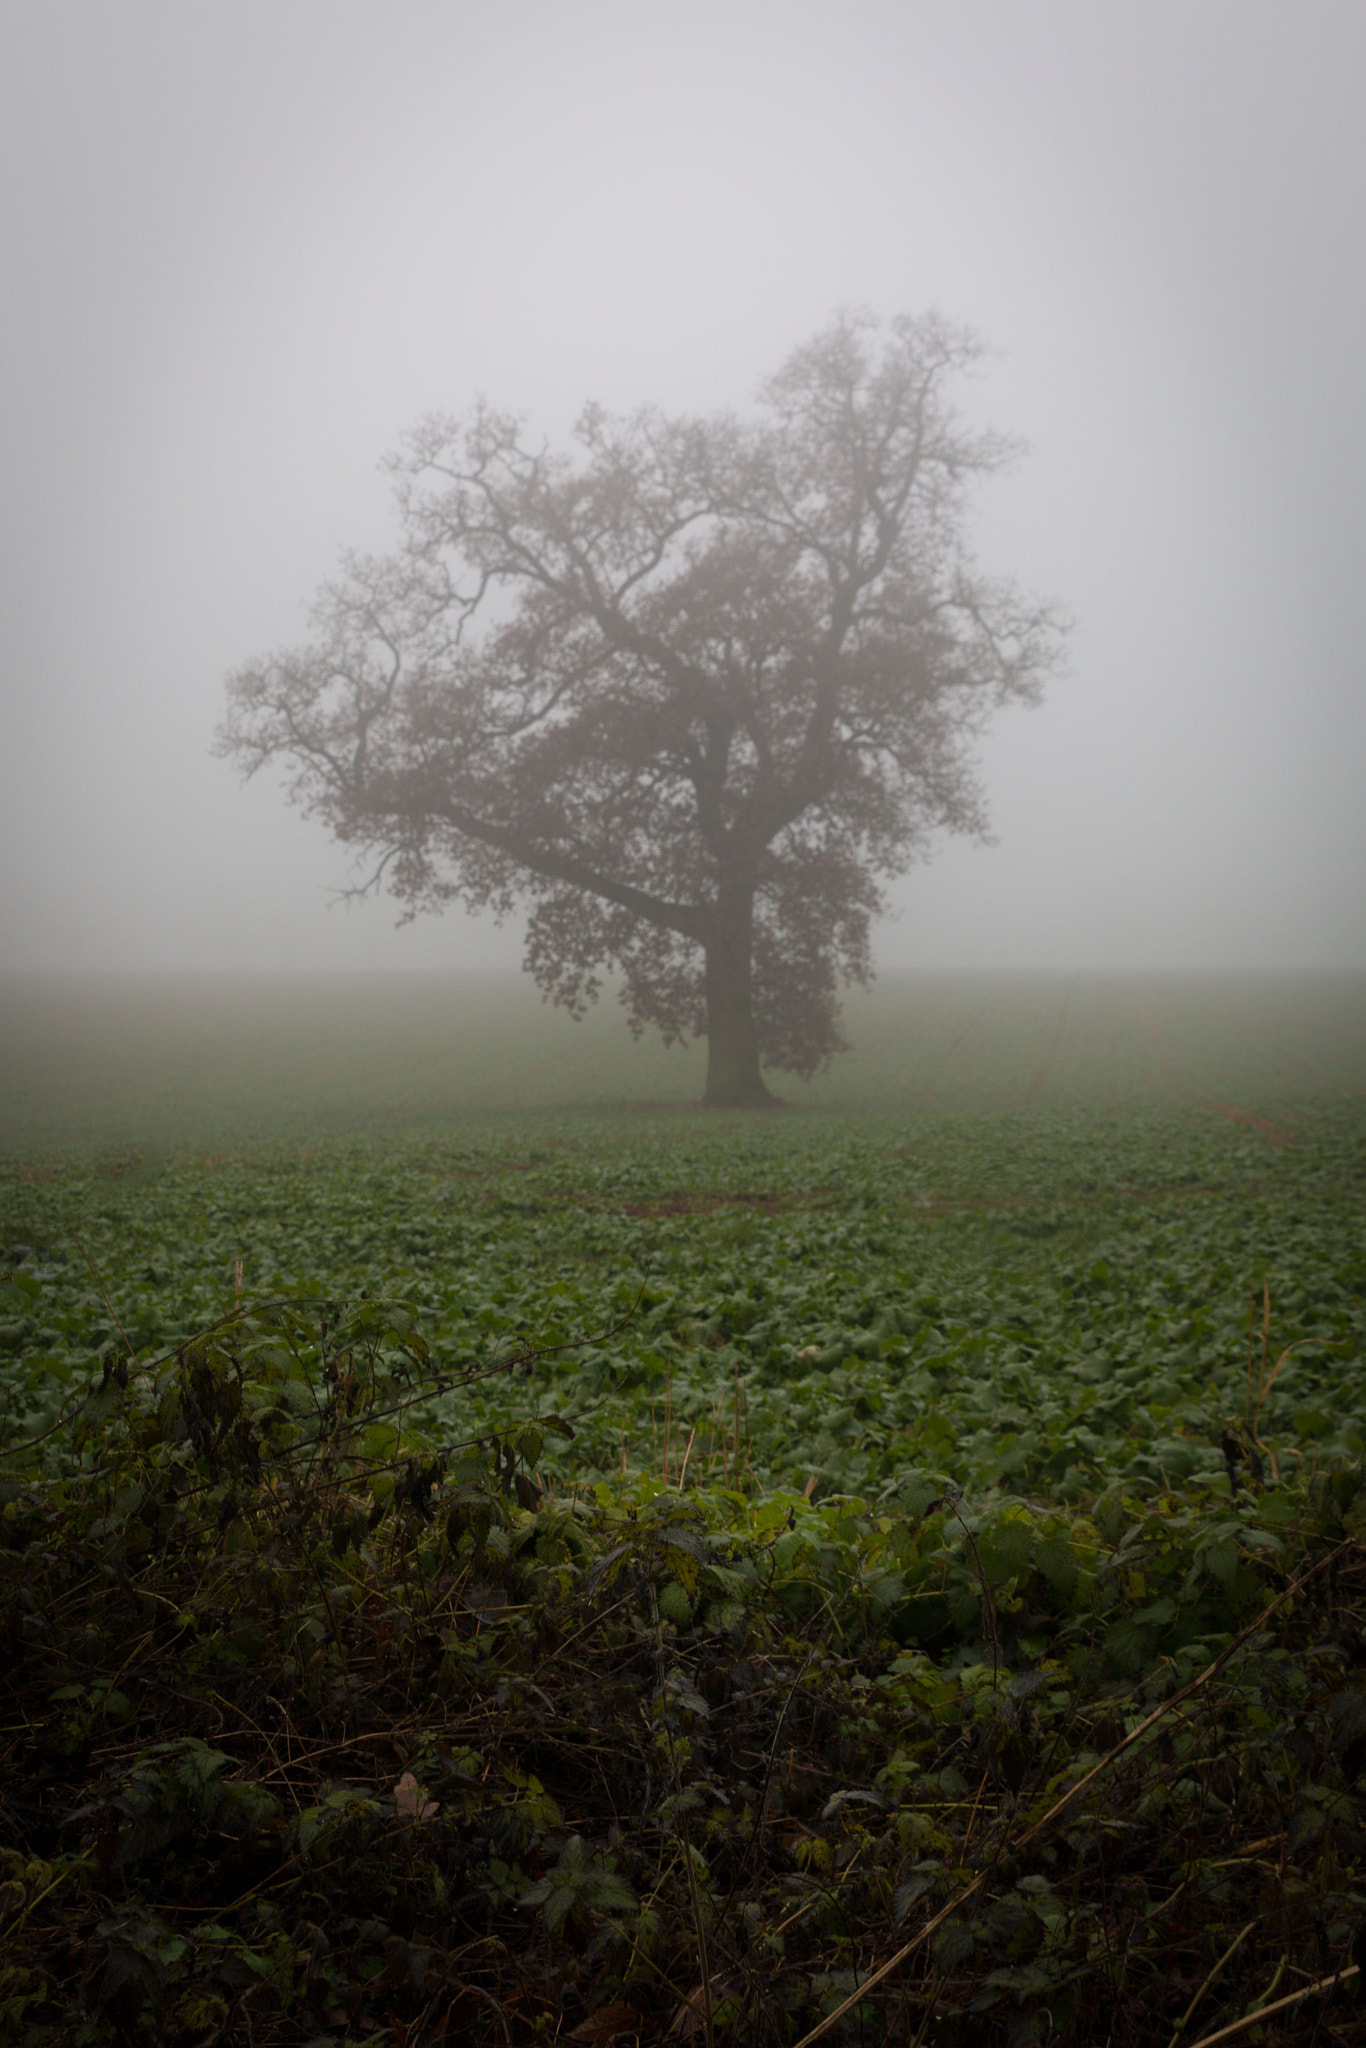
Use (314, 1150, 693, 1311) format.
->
(790, 1539, 1353, 2048)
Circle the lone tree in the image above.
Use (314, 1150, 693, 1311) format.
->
(218, 311, 1064, 1106)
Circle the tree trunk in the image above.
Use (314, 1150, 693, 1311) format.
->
(702, 898, 776, 1107)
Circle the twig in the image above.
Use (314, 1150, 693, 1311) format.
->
(743, 1610, 836, 1880)
(790, 1539, 1352, 2048)
(3, 1857, 89, 1937)
(648, 1577, 714, 2048)
(1167, 1919, 1257, 2047)
(908, 1968, 941, 2047)
(945, 1495, 999, 1685)
(768, 1840, 869, 1941)
(454, 1979, 514, 2045)
(1183, 1963, 1359, 2048)
(959, 1766, 992, 1857)
(664, 1364, 673, 1486)
(72, 1233, 142, 1372)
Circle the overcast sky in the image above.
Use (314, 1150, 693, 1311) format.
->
(2, 0, 1363, 979)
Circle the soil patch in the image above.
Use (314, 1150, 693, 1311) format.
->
(614, 1190, 820, 1219)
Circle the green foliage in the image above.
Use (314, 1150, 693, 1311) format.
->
(519, 1836, 637, 1936)
(4, 1099, 1364, 1514)
(0, 1084, 1363, 2041)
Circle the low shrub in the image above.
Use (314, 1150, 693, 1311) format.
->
(3, 1295, 1366, 2044)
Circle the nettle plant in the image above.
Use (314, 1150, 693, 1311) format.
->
(62, 1292, 571, 1577)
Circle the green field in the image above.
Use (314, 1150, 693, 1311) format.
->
(3, 971, 1365, 2045)
(2, 967, 1363, 1145)
(3, 969, 1364, 1495)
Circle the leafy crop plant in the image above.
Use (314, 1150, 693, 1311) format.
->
(4, 1274, 1366, 2045)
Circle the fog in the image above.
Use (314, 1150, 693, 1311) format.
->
(3, 0, 1363, 980)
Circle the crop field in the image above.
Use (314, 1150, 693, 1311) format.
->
(2, 967, 1364, 1147)
(2, 970, 1365, 2045)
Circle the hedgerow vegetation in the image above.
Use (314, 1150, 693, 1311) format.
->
(3, 1066, 1366, 2042)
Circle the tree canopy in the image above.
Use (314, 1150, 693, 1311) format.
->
(218, 311, 1065, 1104)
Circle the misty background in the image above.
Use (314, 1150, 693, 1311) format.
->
(2, 0, 1363, 983)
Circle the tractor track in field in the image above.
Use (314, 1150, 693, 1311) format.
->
(897, 1176, 1268, 1220)
(501, 1177, 1270, 1224)
(904, 1002, 1001, 1102)
(1143, 1008, 1299, 1145)
(1020, 984, 1075, 1105)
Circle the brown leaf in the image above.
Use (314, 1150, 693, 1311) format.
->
(669, 1980, 738, 2038)
(569, 2004, 644, 2042)
(393, 1771, 439, 1823)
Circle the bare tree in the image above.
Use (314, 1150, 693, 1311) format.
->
(217, 311, 1065, 1106)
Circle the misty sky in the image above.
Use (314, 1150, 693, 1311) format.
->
(3, 0, 1363, 979)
